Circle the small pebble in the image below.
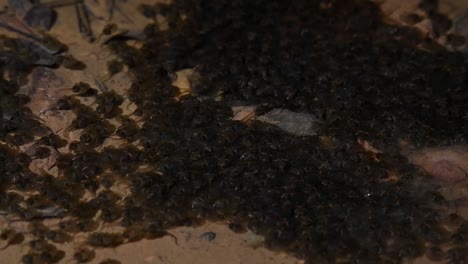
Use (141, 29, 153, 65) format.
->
(201, 231, 216, 241)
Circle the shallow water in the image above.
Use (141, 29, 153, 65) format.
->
(1, 0, 468, 264)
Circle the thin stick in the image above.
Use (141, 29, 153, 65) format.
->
(41, 0, 83, 8)
(74, 1, 94, 41)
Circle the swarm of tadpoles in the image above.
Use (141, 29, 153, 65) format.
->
(1, 0, 468, 263)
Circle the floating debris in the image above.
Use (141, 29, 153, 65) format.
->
(257, 109, 321, 136)
(232, 105, 257, 123)
(403, 143, 468, 182)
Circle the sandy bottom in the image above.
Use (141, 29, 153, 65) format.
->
(1, 220, 300, 264)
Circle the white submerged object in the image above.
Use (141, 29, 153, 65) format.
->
(257, 108, 321, 137)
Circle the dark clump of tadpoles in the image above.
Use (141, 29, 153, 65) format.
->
(1, 0, 468, 263)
